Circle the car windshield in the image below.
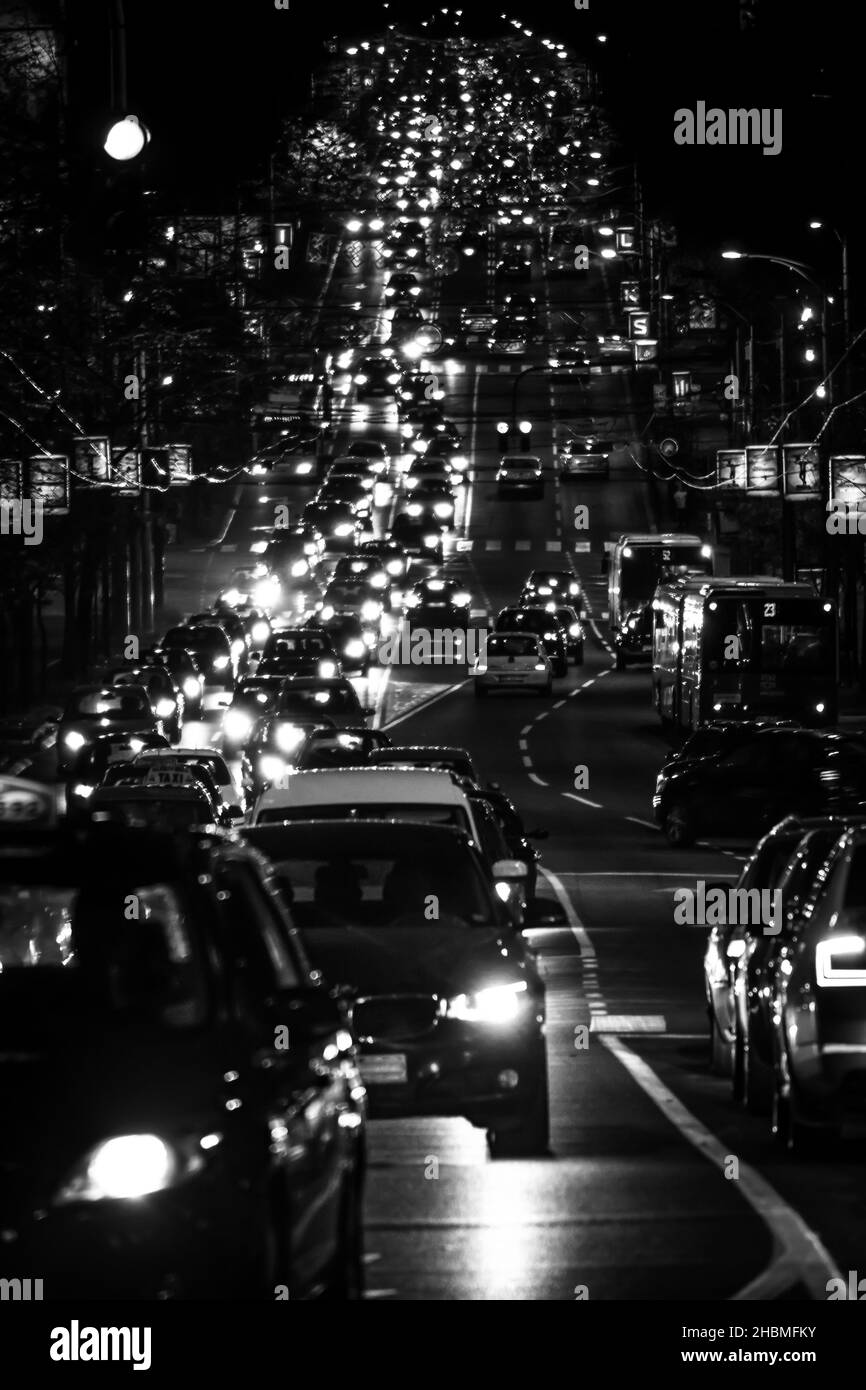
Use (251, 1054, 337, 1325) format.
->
(91, 794, 212, 830)
(246, 841, 494, 928)
(265, 635, 329, 658)
(497, 611, 546, 634)
(0, 879, 210, 1029)
(275, 688, 361, 718)
(488, 635, 538, 657)
(66, 690, 149, 719)
(174, 628, 227, 655)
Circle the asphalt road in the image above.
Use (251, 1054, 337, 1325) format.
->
(161, 232, 866, 1302)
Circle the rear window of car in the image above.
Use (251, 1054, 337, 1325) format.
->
(488, 636, 538, 657)
(276, 688, 361, 718)
(66, 690, 150, 719)
(258, 803, 470, 832)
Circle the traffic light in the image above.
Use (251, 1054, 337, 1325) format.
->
(496, 421, 511, 451)
(517, 420, 533, 446)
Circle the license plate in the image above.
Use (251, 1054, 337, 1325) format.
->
(360, 1054, 408, 1084)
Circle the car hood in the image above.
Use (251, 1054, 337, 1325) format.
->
(303, 924, 522, 997)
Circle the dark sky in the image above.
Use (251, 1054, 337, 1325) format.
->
(63, 0, 858, 292)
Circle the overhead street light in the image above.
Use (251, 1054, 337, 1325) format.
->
(104, 114, 149, 162)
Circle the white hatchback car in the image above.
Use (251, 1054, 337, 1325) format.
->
(474, 633, 553, 698)
(496, 454, 544, 499)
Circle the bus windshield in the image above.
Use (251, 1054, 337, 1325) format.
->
(622, 545, 709, 608)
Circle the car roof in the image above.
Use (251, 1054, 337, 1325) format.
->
(255, 767, 470, 811)
(243, 819, 474, 852)
(500, 454, 540, 464)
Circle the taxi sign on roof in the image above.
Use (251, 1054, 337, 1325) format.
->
(145, 768, 195, 788)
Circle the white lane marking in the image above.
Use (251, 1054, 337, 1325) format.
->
(516, 539, 531, 550)
(552, 699, 566, 710)
(549, 863, 844, 1300)
(592, 1015, 667, 1033)
(520, 725, 532, 736)
(545, 539, 561, 551)
(383, 678, 470, 730)
(625, 816, 660, 831)
(602, 1034, 843, 1301)
(461, 369, 480, 543)
(534, 711, 549, 722)
(518, 738, 528, 751)
(564, 791, 603, 810)
(528, 772, 549, 787)
(486, 539, 501, 551)
(371, 665, 392, 729)
(573, 540, 591, 552)
(521, 754, 532, 767)
(581, 679, 595, 689)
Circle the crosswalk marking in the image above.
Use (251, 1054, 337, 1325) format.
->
(485, 539, 501, 551)
(545, 539, 561, 551)
(573, 540, 591, 552)
(515, 539, 531, 550)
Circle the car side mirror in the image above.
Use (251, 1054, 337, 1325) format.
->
(523, 898, 567, 928)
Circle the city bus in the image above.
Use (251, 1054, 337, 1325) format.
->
(651, 576, 838, 731)
(608, 533, 712, 633)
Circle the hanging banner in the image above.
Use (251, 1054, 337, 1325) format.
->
(0, 458, 22, 504)
(620, 280, 640, 308)
(746, 444, 780, 495)
(829, 455, 866, 512)
(782, 443, 821, 500)
(111, 447, 142, 496)
(73, 436, 111, 485)
(716, 449, 747, 490)
(166, 443, 193, 485)
(27, 455, 70, 515)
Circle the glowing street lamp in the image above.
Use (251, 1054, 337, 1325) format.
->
(104, 115, 149, 162)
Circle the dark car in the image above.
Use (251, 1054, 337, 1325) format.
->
(64, 731, 172, 820)
(655, 728, 866, 848)
(240, 718, 332, 801)
(104, 664, 183, 743)
(493, 607, 568, 678)
(495, 255, 532, 281)
(88, 780, 219, 831)
(358, 538, 410, 583)
(464, 786, 547, 902)
(519, 568, 582, 610)
(242, 819, 554, 1156)
(353, 355, 400, 401)
(662, 719, 802, 770)
(397, 480, 455, 530)
(262, 530, 318, 588)
(390, 511, 443, 561)
(146, 646, 205, 721)
(296, 727, 391, 771)
(255, 629, 341, 681)
(302, 502, 363, 553)
(551, 606, 585, 664)
(221, 677, 287, 755)
(403, 576, 472, 627)
(0, 714, 60, 780)
(311, 613, 376, 676)
(162, 624, 236, 692)
(270, 678, 368, 731)
(368, 745, 479, 783)
(614, 604, 653, 670)
(58, 686, 160, 777)
(0, 823, 366, 1298)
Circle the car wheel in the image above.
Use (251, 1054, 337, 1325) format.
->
(320, 1173, 364, 1301)
(709, 1006, 732, 1076)
(771, 1065, 839, 1154)
(664, 801, 694, 847)
(736, 1021, 773, 1114)
(487, 1070, 550, 1159)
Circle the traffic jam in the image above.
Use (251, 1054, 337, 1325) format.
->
(1, 0, 864, 1347)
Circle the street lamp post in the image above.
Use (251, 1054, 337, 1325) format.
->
(809, 220, 850, 394)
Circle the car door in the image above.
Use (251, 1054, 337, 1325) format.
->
(215, 854, 349, 1293)
(700, 735, 789, 835)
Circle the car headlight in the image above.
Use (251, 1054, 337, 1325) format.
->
(816, 934, 866, 987)
(212, 654, 230, 671)
(334, 523, 354, 538)
(361, 599, 382, 622)
(231, 639, 246, 659)
(387, 558, 403, 575)
(183, 677, 201, 699)
(387, 373, 401, 385)
(63, 730, 86, 751)
(423, 533, 439, 548)
(345, 639, 367, 660)
(73, 783, 94, 799)
(406, 503, 422, 517)
(274, 723, 306, 755)
(224, 709, 253, 742)
(453, 591, 471, 606)
(543, 631, 557, 640)
(451, 455, 467, 468)
(569, 623, 581, 638)
(155, 698, 176, 720)
(290, 559, 309, 578)
(445, 980, 528, 1023)
(259, 755, 288, 784)
(251, 620, 271, 646)
(369, 572, 387, 589)
(404, 592, 420, 608)
(412, 438, 427, 453)
(254, 579, 280, 606)
(433, 502, 453, 519)
(401, 424, 414, 438)
(220, 588, 242, 607)
(354, 374, 369, 385)
(320, 604, 336, 621)
(56, 1134, 194, 1203)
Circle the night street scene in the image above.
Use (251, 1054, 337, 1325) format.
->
(3, 0, 866, 1363)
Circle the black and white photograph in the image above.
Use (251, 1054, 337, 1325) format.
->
(1, 0, 865, 1358)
